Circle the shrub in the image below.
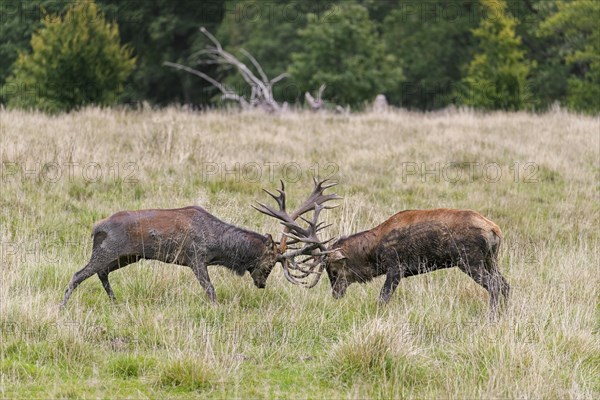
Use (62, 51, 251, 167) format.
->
(1, 0, 135, 113)
(459, 0, 533, 110)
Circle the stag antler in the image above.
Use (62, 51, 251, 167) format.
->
(253, 178, 340, 286)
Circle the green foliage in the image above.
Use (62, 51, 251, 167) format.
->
(1, 0, 135, 113)
(215, 1, 310, 104)
(107, 354, 155, 378)
(0, 1, 72, 87)
(383, 1, 479, 110)
(0, 0, 595, 111)
(511, 1, 569, 110)
(100, 0, 226, 105)
(154, 358, 214, 391)
(460, 0, 534, 110)
(539, 0, 600, 113)
(288, 3, 403, 108)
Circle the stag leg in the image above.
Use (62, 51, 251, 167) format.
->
(98, 271, 116, 302)
(60, 262, 103, 308)
(487, 272, 510, 317)
(61, 251, 136, 308)
(498, 273, 510, 301)
(190, 261, 216, 304)
(96, 256, 138, 303)
(379, 267, 402, 304)
(459, 253, 508, 318)
(96, 259, 121, 302)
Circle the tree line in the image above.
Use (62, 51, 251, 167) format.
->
(0, 0, 598, 113)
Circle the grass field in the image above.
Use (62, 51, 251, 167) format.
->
(0, 107, 598, 398)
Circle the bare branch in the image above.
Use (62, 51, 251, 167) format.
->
(165, 27, 288, 112)
(240, 48, 269, 84)
(305, 84, 327, 111)
(270, 73, 290, 85)
(317, 84, 326, 101)
(163, 61, 249, 108)
(200, 26, 222, 51)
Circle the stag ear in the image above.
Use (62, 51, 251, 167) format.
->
(265, 233, 280, 248)
(328, 249, 346, 262)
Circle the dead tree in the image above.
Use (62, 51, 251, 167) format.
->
(164, 27, 289, 112)
(305, 84, 326, 111)
(372, 94, 389, 113)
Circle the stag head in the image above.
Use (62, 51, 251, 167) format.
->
(247, 233, 279, 288)
(253, 178, 341, 287)
(322, 238, 351, 298)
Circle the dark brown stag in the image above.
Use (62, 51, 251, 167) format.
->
(60, 180, 339, 307)
(266, 207, 510, 317)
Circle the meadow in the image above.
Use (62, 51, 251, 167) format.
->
(0, 107, 598, 398)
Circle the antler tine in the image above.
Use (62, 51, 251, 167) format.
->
(282, 231, 323, 246)
(278, 241, 321, 259)
(286, 255, 327, 288)
(298, 216, 333, 230)
(284, 237, 301, 245)
(281, 255, 321, 286)
(304, 263, 326, 288)
(318, 180, 339, 190)
(287, 254, 327, 274)
(268, 179, 286, 205)
(287, 257, 316, 276)
(252, 180, 296, 225)
(282, 230, 307, 241)
(316, 222, 333, 232)
(262, 188, 284, 209)
(301, 203, 330, 248)
(281, 257, 326, 287)
(281, 223, 309, 239)
(281, 260, 306, 285)
(251, 203, 287, 222)
(253, 177, 342, 287)
(289, 178, 342, 219)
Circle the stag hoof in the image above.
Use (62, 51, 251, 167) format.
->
(207, 295, 218, 306)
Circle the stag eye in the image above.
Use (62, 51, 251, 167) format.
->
(326, 267, 338, 283)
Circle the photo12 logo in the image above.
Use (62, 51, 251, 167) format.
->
(201, 161, 339, 183)
(1, 161, 139, 184)
(399, 161, 539, 183)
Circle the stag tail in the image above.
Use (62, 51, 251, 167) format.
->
(488, 225, 503, 259)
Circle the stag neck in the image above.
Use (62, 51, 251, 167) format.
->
(210, 226, 268, 271)
(335, 230, 378, 261)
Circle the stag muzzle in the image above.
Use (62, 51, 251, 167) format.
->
(250, 266, 269, 288)
(326, 264, 349, 298)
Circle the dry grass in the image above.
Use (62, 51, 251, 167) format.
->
(0, 106, 598, 398)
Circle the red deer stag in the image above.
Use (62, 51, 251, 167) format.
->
(260, 206, 510, 317)
(60, 180, 339, 308)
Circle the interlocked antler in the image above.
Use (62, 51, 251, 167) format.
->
(253, 178, 340, 286)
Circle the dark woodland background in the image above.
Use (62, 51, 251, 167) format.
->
(0, 0, 598, 113)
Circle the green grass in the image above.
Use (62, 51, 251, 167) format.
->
(0, 107, 598, 398)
